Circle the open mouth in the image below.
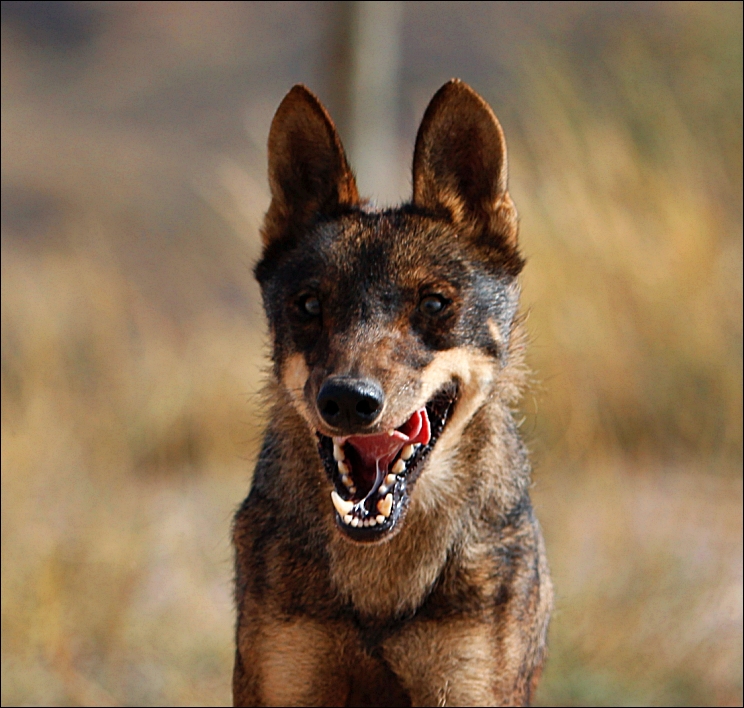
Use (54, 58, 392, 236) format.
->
(317, 382, 458, 541)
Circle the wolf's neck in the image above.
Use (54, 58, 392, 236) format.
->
(326, 399, 527, 619)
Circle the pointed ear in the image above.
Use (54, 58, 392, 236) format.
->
(263, 85, 359, 246)
(412, 80, 520, 262)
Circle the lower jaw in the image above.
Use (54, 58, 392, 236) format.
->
(336, 501, 406, 543)
(334, 479, 409, 543)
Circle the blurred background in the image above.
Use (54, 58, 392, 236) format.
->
(1, 2, 741, 705)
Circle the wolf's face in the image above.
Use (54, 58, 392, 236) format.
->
(256, 80, 524, 543)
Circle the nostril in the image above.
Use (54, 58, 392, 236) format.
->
(322, 400, 340, 417)
(356, 397, 380, 417)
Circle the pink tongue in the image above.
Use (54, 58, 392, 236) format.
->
(346, 408, 431, 473)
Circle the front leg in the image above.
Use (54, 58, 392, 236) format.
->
(382, 619, 501, 707)
(382, 566, 550, 706)
(233, 616, 349, 707)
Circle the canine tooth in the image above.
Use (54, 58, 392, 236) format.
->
(337, 460, 350, 475)
(333, 443, 345, 461)
(331, 491, 354, 516)
(401, 444, 415, 460)
(385, 473, 397, 486)
(377, 494, 393, 518)
(376, 515, 386, 524)
(392, 459, 405, 474)
(343, 514, 353, 525)
(351, 517, 360, 527)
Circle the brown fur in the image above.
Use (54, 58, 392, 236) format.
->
(233, 80, 552, 706)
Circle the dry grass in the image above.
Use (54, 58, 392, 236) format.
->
(1, 2, 741, 705)
(509, 2, 742, 461)
(534, 464, 742, 706)
(1, 243, 264, 705)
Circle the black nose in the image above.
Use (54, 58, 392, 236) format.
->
(317, 377, 385, 430)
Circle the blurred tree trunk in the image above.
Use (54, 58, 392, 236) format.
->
(325, 1, 404, 206)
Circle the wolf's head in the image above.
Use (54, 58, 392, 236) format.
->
(256, 80, 525, 543)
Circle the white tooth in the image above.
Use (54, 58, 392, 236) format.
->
(331, 491, 354, 516)
(341, 475, 352, 487)
(387, 429, 395, 436)
(333, 443, 345, 461)
(401, 444, 415, 460)
(392, 459, 405, 474)
(377, 493, 393, 518)
(343, 514, 353, 524)
(376, 514, 386, 524)
(349, 486, 357, 494)
(385, 474, 397, 486)
(337, 460, 350, 474)
(363, 519, 370, 527)
(351, 517, 360, 527)
(369, 517, 377, 526)
(378, 485, 388, 496)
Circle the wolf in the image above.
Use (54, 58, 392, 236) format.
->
(232, 79, 552, 707)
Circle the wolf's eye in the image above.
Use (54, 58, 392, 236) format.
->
(300, 295, 321, 316)
(419, 295, 447, 316)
